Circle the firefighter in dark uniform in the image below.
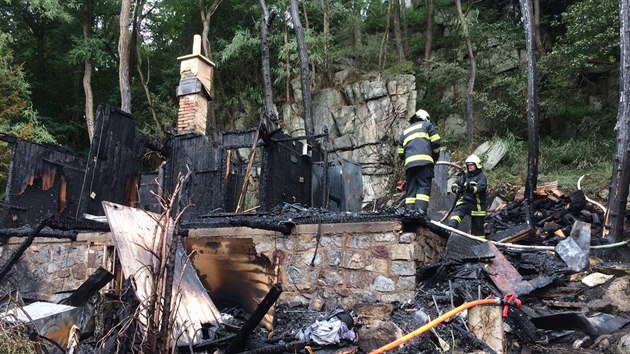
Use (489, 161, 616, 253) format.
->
(397, 109, 441, 215)
(448, 154, 487, 238)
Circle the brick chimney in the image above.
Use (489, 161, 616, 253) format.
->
(176, 35, 215, 135)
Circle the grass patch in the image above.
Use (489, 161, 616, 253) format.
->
(478, 134, 613, 199)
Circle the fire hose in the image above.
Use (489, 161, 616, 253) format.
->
(369, 294, 523, 354)
(435, 161, 465, 222)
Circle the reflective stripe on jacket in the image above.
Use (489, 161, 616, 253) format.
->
(455, 169, 487, 211)
(397, 121, 441, 170)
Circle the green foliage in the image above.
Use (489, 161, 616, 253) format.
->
(485, 134, 613, 195)
(66, 36, 108, 66)
(0, 33, 30, 123)
(416, 60, 468, 120)
(0, 322, 38, 354)
(0, 32, 55, 143)
(219, 29, 261, 64)
(542, 0, 618, 81)
(475, 70, 527, 135)
(10, 0, 79, 22)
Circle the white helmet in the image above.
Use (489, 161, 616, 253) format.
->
(465, 154, 482, 169)
(413, 109, 430, 121)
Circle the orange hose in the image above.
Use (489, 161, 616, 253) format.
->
(369, 298, 500, 354)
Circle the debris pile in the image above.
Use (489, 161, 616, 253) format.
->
(1, 182, 629, 353)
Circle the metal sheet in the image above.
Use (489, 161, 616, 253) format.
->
(312, 159, 362, 212)
(1, 301, 80, 350)
(103, 202, 222, 346)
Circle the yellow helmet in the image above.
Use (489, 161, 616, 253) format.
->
(465, 154, 482, 169)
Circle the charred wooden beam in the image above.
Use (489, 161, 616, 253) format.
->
(490, 223, 532, 243)
(183, 212, 399, 235)
(0, 215, 53, 282)
(60, 267, 114, 307)
(0, 226, 77, 241)
(46, 217, 110, 232)
(222, 128, 259, 149)
(225, 283, 283, 354)
(237, 341, 308, 354)
(228, 217, 294, 235)
(78, 105, 145, 217)
(271, 132, 328, 143)
(0, 202, 27, 211)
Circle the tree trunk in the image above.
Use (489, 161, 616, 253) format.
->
(134, 0, 161, 132)
(283, 16, 291, 103)
(82, 0, 94, 141)
(519, 0, 540, 231)
(300, 0, 316, 77)
(455, 0, 476, 147)
(393, 0, 405, 61)
(534, 0, 543, 54)
(199, 0, 222, 144)
(604, 0, 630, 242)
(259, 0, 277, 129)
(424, 0, 434, 70)
(352, 1, 362, 47)
(402, 1, 409, 56)
(321, 0, 331, 80)
(199, 0, 223, 60)
(290, 0, 315, 145)
(378, 0, 393, 70)
(118, 0, 132, 113)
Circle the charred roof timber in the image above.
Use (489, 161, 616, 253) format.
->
(0, 102, 364, 233)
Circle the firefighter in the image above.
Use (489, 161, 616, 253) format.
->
(448, 154, 487, 238)
(397, 109, 442, 215)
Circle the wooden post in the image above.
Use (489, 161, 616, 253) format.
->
(225, 283, 283, 354)
(519, 0, 540, 234)
(289, 0, 315, 146)
(604, 0, 630, 242)
(468, 306, 505, 354)
(236, 125, 261, 213)
(0, 215, 52, 282)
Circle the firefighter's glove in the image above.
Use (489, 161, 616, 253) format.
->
(466, 182, 476, 194)
(451, 183, 461, 194)
(396, 180, 406, 192)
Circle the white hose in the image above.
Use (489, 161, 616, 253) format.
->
(429, 219, 628, 251)
(577, 175, 607, 214)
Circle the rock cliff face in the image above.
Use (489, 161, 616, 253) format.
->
(281, 74, 417, 206)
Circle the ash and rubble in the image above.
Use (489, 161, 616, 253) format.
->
(191, 186, 630, 354)
(1, 140, 630, 353)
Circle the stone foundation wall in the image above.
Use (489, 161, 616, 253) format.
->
(0, 233, 112, 300)
(0, 222, 447, 310)
(187, 221, 447, 310)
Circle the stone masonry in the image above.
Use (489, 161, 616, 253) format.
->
(1, 222, 447, 311)
(0, 233, 111, 300)
(188, 221, 447, 310)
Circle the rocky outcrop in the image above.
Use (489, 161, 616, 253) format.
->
(282, 74, 417, 205)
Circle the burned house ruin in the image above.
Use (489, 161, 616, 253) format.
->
(0, 35, 448, 351)
(3, 34, 628, 354)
